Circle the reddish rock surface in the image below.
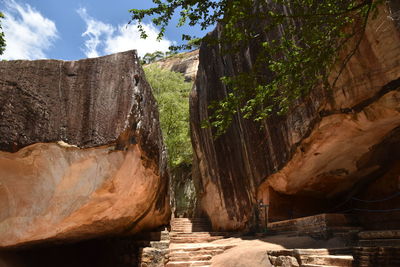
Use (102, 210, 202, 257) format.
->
(190, 3, 400, 230)
(0, 51, 170, 248)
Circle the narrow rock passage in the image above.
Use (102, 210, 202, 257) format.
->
(166, 218, 234, 267)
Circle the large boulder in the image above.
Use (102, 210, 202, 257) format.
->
(190, 3, 400, 230)
(0, 50, 170, 248)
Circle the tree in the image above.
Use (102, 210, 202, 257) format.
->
(144, 65, 193, 168)
(140, 50, 179, 64)
(131, 0, 382, 136)
(141, 50, 165, 64)
(0, 12, 6, 55)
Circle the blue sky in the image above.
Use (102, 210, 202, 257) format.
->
(0, 0, 211, 60)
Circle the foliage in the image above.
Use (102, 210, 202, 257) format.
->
(141, 50, 165, 64)
(186, 37, 202, 50)
(131, 0, 382, 136)
(0, 12, 6, 55)
(144, 65, 193, 168)
(140, 50, 179, 64)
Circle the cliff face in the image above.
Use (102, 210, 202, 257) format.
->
(190, 3, 400, 230)
(0, 51, 170, 247)
(147, 50, 199, 82)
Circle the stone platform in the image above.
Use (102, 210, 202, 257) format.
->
(267, 213, 361, 240)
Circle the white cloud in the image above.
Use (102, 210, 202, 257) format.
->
(76, 8, 113, 58)
(77, 8, 173, 58)
(1, 0, 58, 60)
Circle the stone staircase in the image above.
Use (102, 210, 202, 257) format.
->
(353, 230, 400, 266)
(166, 218, 234, 267)
(170, 218, 212, 233)
(142, 215, 400, 266)
(269, 248, 354, 267)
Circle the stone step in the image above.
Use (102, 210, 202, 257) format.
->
(171, 226, 211, 228)
(171, 227, 211, 229)
(171, 224, 211, 228)
(171, 231, 212, 234)
(171, 236, 216, 238)
(171, 222, 210, 225)
(170, 235, 216, 239)
(171, 222, 210, 224)
(171, 229, 212, 233)
(353, 246, 400, 262)
(171, 223, 210, 227)
(170, 234, 224, 238)
(171, 223, 210, 226)
(169, 249, 225, 258)
(355, 255, 400, 261)
(169, 245, 235, 252)
(358, 238, 400, 247)
(330, 226, 363, 232)
(171, 227, 211, 230)
(171, 226, 211, 229)
(171, 218, 210, 221)
(170, 236, 224, 240)
(170, 236, 225, 243)
(358, 230, 400, 239)
(171, 222, 208, 224)
(301, 264, 338, 267)
(170, 232, 216, 236)
(166, 260, 212, 267)
(170, 233, 226, 238)
(171, 223, 211, 226)
(169, 254, 212, 262)
(302, 255, 353, 266)
(295, 248, 353, 256)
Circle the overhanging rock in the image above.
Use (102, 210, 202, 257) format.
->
(0, 50, 170, 248)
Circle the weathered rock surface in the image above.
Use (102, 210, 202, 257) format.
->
(147, 50, 199, 82)
(0, 51, 170, 248)
(170, 164, 197, 218)
(190, 2, 400, 230)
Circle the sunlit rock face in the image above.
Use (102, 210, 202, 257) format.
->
(147, 50, 199, 82)
(190, 3, 400, 231)
(0, 51, 170, 248)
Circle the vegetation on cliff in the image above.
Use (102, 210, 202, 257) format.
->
(131, 0, 382, 136)
(140, 50, 178, 64)
(144, 65, 193, 168)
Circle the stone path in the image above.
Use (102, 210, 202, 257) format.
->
(165, 218, 234, 267)
(162, 215, 400, 266)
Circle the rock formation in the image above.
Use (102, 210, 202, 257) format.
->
(0, 50, 170, 248)
(190, 2, 400, 231)
(170, 163, 197, 218)
(147, 50, 199, 82)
